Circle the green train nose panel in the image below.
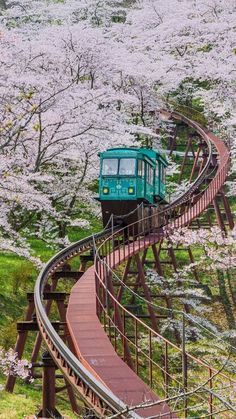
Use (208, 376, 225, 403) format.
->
(98, 147, 168, 205)
(100, 178, 137, 200)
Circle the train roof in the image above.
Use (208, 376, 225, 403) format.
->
(99, 147, 168, 166)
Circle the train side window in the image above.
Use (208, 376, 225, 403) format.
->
(160, 164, 165, 183)
(102, 158, 118, 175)
(158, 161, 162, 181)
(138, 160, 144, 177)
(147, 164, 154, 184)
(162, 166, 166, 183)
(150, 167, 154, 184)
(146, 164, 149, 183)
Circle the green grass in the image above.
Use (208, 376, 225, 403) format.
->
(0, 375, 77, 418)
(0, 216, 102, 417)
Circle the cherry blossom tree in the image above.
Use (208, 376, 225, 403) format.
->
(0, 348, 31, 381)
(169, 226, 236, 271)
(0, 4, 143, 255)
(167, 226, 236, 337)
(0, 0, 235, 260)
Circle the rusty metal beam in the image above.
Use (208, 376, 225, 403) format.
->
(134, 254, 159, 332)
(213, 198, 226, 232)
(37, 352, 62, 418)
(5, 299, 35, 392)
(178, 133, 193, 183)
(220, 192, 234, 230)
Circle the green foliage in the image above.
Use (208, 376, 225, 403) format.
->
(0, 215, 103, 413)
(197, 44, 213, 52)
(169, 101, 207, 125)
(11, 263, 35, 296)
(111, 10, 126, 23)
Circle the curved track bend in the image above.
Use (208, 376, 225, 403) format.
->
(34, 111, 234, 418)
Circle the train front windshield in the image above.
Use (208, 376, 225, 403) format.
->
(102, 158, 136, 176)
(102, 158, 118, 175)
(119, 158, 136, 175)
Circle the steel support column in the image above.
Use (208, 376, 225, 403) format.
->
(220, 192, 234, 229)
(5, 299, 34, 392)
(37, 351, 62, 418)
(179, 133, 193, 183)
(56, 300, 80, 415)
(134, 254, 159, 332)
(31, 281, 59, 374)
(213, 198, 226, 232)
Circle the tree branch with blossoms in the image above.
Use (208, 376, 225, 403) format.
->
(0, 348, 32, 383)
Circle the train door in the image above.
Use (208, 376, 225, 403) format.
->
(137, 159, 145, 199)
(143, 161, 147, 201)
(145, 163, 154, 203)
(159, 163, 166, 198)
(155, 162, 160, 197)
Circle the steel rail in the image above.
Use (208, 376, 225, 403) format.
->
(34, 111, 230, 417)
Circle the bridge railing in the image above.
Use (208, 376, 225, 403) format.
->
(94, 114, 235, 417)
(95, 258, 236, 417)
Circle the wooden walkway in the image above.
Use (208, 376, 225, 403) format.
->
(67, 263, 176, 418)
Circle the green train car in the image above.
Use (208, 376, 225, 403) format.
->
(98, 147, 168, 227)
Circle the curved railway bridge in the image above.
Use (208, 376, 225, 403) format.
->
(6, 111, 236, 418)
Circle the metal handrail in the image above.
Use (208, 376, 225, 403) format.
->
(94, 114, 233, 415)
(95, 252, 236, 381)
(95, 260, 236, 416)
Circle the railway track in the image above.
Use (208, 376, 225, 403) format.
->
(9, 111, 235, 417)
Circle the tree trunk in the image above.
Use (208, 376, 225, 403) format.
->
(57, 220, 67, 240)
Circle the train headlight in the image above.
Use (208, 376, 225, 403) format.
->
(128, 187, 135, 194)
(103, 187, 109, 194)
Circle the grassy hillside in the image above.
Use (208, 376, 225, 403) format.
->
(0, 217, 102, 418)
